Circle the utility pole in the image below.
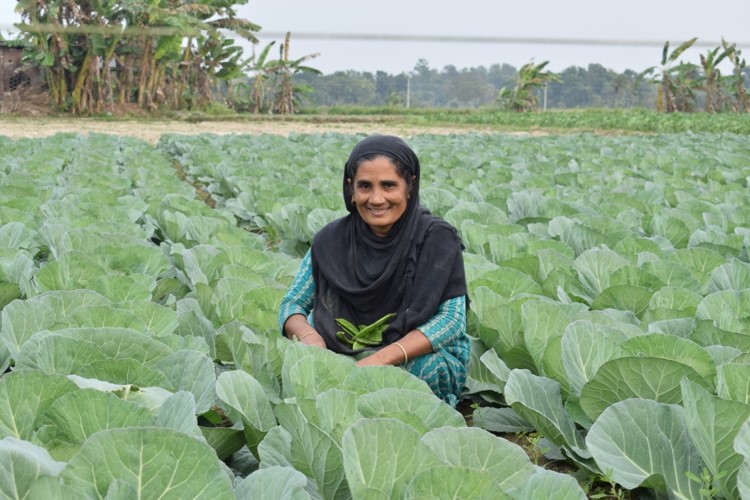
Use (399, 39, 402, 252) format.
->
(406, 75, 411, 109)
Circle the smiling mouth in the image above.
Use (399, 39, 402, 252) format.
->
(367, 207, 389, 216)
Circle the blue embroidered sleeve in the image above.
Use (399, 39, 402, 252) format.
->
(278, 249, 315, 334)
(416, 295, 466, 351)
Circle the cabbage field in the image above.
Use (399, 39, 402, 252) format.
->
(2, 130, 750, 498)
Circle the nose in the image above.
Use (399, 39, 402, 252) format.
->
(370, 188, 385, 204)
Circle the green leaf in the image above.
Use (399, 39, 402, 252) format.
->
(216, 369, 276, 436)
(404, 465, 502, 499)
(561, 320, 626, 400)
(0, 371, 79, 440)
(571, 246, 629, 300)
(357, 389, 466, 434)
(648, 285, 703, 313)
(1, 300, 55, 358)
(580, 356, 710, 420)
(734, 419, 750, 497)
(717, 364, 750, 404)
(522, 299, 584, 373)
(649, 213, 690, 248)
(504, 369, 590, 462)
(707, 260, 750, 292)
(235, 465, 320, 499)
(16, 327, 173, 387)
(619, 334, 716, 382)
(60, 428, 235, 499)
(468, 287, 532, 370)
(0, 283, 22, 310)
(696, 290, 750, 334)
(591, 285, 653, 318)
(342, 365, 433, 395)
(155, 349, 217, 414)
(641, 261, 702, 293)
(281, 344, 356, 400)
(419, 427, 535, 490)
(33, 251, 109, 292)
(342, 418, 424, 500)
(39, 388, 154, 448)
(681, 379, 750, 500)
(0, 437, 66, 499)
(120, 300, 180, 337)
(586, 399, 702, 497)
(669, 246, 725, 281)
(272, 401, 348, 500)
(313, 389, 360, 443)
(470, 267, 542, 298)
(156, 391, 205, 442)
(514, 468, 588, 499)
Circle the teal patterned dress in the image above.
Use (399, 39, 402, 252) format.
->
(279, 250, 470, 407)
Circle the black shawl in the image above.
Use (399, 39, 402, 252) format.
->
(310, 135, 467, 354)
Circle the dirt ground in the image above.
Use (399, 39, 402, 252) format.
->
(0, 116, 495, 143)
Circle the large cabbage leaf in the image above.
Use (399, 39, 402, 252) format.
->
(0, 437, 66, 499)
(587, 398, 702, 498)
(59, 427, 235, 499)
(681, 379, 750, 500)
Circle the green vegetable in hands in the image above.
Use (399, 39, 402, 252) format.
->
(335, 313, 396, 349)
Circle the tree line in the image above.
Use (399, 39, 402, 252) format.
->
(283, 39, 749, 112)
(7, 0, 749, 115)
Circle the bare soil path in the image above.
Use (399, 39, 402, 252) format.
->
(0, 116, 498, 143)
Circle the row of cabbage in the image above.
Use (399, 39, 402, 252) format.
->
(0, 133, 583, 498)
(159, 131, 750, 499)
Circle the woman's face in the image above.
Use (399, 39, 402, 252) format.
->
(350, 156, 410, 237)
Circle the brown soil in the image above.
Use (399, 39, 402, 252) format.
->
(0, 115, 499, 143)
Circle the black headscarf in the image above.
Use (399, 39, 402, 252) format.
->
(310, 135, 467, 354)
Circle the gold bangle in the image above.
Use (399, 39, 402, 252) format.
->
(297, 331, 316, 342)
(394, 341, 408, 365)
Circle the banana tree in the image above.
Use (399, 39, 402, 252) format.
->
(246, 40, 276, 113)
(640, 38, 697, 112)
(723, 39, 749, 113)
(699, 46, 730, 113)
(670, 62, 701, 112)
(268, 32, 321, 114)
(15, 0, 77, 110)
(15, 0, 260, 113)
(497, 60, 562, 112)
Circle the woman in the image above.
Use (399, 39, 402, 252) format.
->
(278, 135, 469, 407)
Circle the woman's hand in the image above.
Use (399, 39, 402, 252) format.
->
(355, 329, 433, 367)
(283, 314, 328, 349)
(355, 353, 384, 366)
(299, 331, 327, 349)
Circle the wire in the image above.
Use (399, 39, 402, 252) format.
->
(255, 32, 748, 49)
(1, 23, 747, 49)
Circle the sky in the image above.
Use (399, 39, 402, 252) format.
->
(2, 0, 749, 75)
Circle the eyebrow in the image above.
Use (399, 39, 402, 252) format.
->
(356, 179, 399, 186)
